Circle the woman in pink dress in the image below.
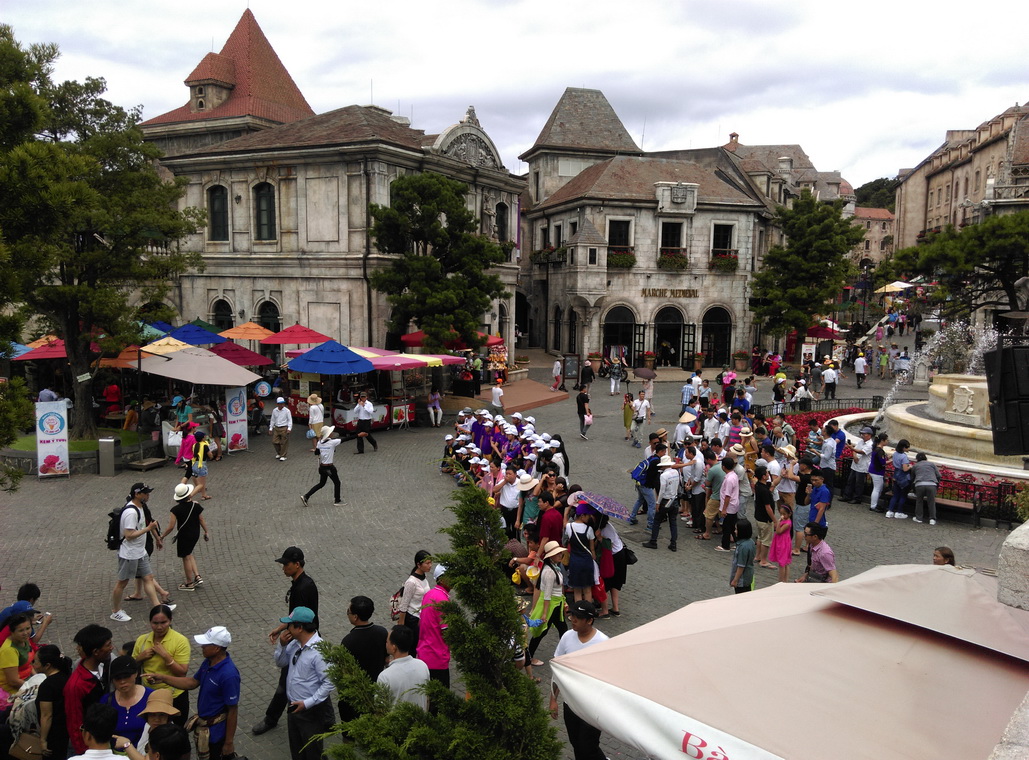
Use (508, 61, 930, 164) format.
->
(769, 503, 794, 583)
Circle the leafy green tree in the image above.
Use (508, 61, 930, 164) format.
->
(752, 190, 865, 336)
(321, 483, 561, 760)
(886, 211, 1029, 319)
(0, 25, 203, 439)
(0, 377, 34, 492)
(854, 177, 899, 211)
(369, 173, 508, 352)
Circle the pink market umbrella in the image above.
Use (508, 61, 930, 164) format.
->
(210, 341, 275, 367)
(399, 329, 503, 349)
(13, 339, 66, 360)
(261, 323, 332, 345)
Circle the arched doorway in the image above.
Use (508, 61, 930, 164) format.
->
(257, 301, 282, 362)
(602, 305, 641, 364)
(700, 307, 732, 367)
(211, 299, 234, 332)
(552, 305, 563, 353)
(653, 306, 688, 368)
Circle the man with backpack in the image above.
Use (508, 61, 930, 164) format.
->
(628, 443, 665, 527)
(110, 483, 164, 622)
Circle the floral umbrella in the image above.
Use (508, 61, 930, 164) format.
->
(576, 491, 631, 521)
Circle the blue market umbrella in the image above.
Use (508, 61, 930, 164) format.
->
(3, 342, 32, 359)
(167, 323, 228, 345)
(287, 340, 374, 375)
(148, 320, 174, 333)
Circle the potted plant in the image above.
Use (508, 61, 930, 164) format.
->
(732, 349, 750, 372)
(642, 350, 657, 369)
(692, 351, 706, 371)
(514, 355, 530, 366)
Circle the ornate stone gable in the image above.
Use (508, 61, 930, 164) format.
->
(432, 110, 504, 171)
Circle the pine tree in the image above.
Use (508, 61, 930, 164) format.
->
(320, 484, 561, 760)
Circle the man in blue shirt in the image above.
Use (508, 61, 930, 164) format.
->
(680, 378, 695, 415)
(274, 606, 334, 760)
(807, 472, 831, 529)
(145, 625, 240, 760)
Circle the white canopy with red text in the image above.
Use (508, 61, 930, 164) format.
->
(551, 565, 1029, 760)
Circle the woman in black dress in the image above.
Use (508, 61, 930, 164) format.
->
(36, 644, 72, 760)
(160, 483, 209, 591)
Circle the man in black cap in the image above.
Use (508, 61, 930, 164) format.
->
(110, 483, 163, 623)
(548, 601, 609, 760)
(252, 546, 319, 736)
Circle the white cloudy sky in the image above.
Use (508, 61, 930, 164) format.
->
(7, 0, 1029, 187)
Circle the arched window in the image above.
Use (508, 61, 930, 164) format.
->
(208, 186, 229, 241)
(495, 203, 509, 243)
(211, 299, 234, 331)
(196, 99, 205, 111)
(254, 183, 276, 240)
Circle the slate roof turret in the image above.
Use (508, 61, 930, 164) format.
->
(520, 88, 641, 161)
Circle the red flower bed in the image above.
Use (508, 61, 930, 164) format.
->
(784, 408, 869, 456)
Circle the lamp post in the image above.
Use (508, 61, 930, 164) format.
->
(860, 264, 871, 328)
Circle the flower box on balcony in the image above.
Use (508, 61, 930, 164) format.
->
(657, 248, 689, 271)
(607, 250, 636, 269)
(709, 254, 739, 273)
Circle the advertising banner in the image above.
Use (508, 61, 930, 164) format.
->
(224, 386, 249, 453)
(35, 401, 70, 478)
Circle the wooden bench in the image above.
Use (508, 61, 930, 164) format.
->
(906, 490, 983, 528)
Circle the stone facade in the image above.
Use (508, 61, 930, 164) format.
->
(141, 13, 524, 353)
(518, 90, 852, 368)
(895, 103, 1029, 249)
(851, 206, 894, 266)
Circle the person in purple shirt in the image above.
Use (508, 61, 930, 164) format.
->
(715, 456, 741, 552)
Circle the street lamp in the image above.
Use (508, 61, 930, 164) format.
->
(861, 264, 872, 327)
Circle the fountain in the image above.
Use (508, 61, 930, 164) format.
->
(865, 323, 1025, 468)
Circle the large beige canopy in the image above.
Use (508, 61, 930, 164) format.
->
(552, 565, 1029, 759)
(137, 345, 261, 386)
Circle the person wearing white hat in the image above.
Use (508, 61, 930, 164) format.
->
(269, 396, 293, 461)
(145, 626, 240, 759)
(301, 426, 343, 507)
(306, 393, 324, 452)
(161, 483, 209, 591)
(643, 456, 681, 551)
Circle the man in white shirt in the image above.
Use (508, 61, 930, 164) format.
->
(843, 426, 874, 504)
(629, 390, 651, 448)
(643, 457, 682, 551)
(301, 426, 344, 507)
(853, 353, 867, 389)
(110, 483, 162, 622)
(353, 392, 378, 454)
(492, 467, 521, 538)
(377, 625, 429, 709)
(549, 602, 610, 759)
(490, 380, 504, 412)
(269, 396, 293, 460)
(72, 703, 125, 759)
(822, 363, 840, 400)
(701, 408, 720, 442)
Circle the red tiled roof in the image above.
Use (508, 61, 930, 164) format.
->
(537, 156, 759, 210)
(854, 206, 894, 220)
(176, 105, 429, 157)
(141, 10, 313, 127)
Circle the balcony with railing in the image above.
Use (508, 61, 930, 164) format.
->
(709, 248, 739, 273)
(607, 246, 636, 269)
(657, 247, 689, 271)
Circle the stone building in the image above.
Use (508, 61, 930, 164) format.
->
(140, 11, 523, 353)
(894, 102, 1029, 249)
(518, 89, 853, 368)
(851, 206, 895, 267)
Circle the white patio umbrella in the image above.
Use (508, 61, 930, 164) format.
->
(552, 565, 1029, 760)
(137, 345, 262, 386)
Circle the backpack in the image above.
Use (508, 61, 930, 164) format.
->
(630, 458, 651, 485)
(389, 586, 404, 621)
(106, 504, 140, 550)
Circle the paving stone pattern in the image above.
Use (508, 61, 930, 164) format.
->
(1, 351, 1010, 759)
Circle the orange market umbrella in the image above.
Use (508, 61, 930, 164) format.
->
(260, 323, 332, 345)
(96, 344, 160, 369)
(219, 321, 275, 341)
(26, 334, 59, 349)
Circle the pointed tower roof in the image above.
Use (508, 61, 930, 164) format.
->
(141, 10, 314, 127)
(519, 88, 641, 161)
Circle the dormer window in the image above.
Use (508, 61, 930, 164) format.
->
(196, 99, 205, 110)
(196, 86, 205, 96)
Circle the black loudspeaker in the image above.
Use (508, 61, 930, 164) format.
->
(984, 346, 1029, 456)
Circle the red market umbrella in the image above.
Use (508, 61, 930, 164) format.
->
(260, 323, 332, 345)
(13, 339, 66, 360)
(399, 329, 503, 349)
(219, 321, 275, 340)
(210, 341, 275, 367)
(806, 325, 841, 340)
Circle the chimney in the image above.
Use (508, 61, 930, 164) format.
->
(726, 132, 739, 151)
(778, 156, 793, 182)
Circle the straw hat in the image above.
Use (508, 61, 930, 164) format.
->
(173, 483, 196, 501)
(728, 443, 746, 457)
(307, 394, 322, 405)
(516, 473, 540, 491)
(778, 444, 798, 459)
(542, 540, 567, 560)
(655, 428, 668, 439)
(679, 409, 698, 423)
(739, 428, 754, 438)
(319, 425, 335, 442)
(656, 455, 676, 468)
(140, 689, 180, 717)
